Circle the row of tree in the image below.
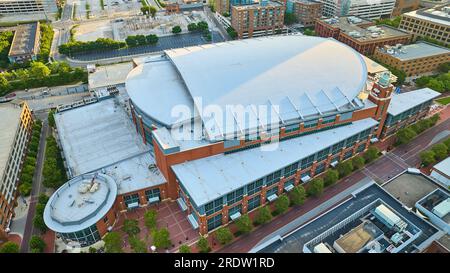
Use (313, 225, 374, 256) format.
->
(0, 61, 87, 96)
(396, 114, 440, 145)
(18, 120, 42, 196)
(42, 131, 67, 189)
(125, 34, 159, 48)
(59, 38, 127, 55)
(37, 23, 54, 63)
(420, 138, 450, 166)
(374, 16, 401, 28)
(32, 194, 50, 235)
(0, 31, 13, 69)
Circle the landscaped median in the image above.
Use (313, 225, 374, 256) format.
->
(395, 114, 440, 146)
(181, 147, 381, 253)
(18, 120, 43, 196)
(419, 137, 450, 167)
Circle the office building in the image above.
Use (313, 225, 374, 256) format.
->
(315, 16, 412, 55)
(374, 42, 450, 77)
(430, 157, 450, 187)
(399, 4, 450, 46)
(0, 0, 57, 15)
(286, 0, 323, 28)
(8, 22, 41, 64)
(317, 0, 396, 20)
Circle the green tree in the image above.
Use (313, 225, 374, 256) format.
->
(226, 26, 238, 39)
(215, 227, 233, 245)
(438, 62, 450, 73)
(187, 23, 198, 31)
(196, 236, 210, 253)
(254, 206, 272, 225)
(415, 76, 432, 87)
(303, 28, 316, 36)
(431, 143, 448, 160)
(427, 78, 445, 92)
(33, 215, 47, 233)
(172, 26, 182, 34)
(103, 232, 123, 253)
(443, 138, 450, 150)
(363, 146, 380, 163)
(289, 184, 306, 206)
(48, 110, 56, 128)
(152, 228, 171, 249)
(149, 6, 157, 18)
(0, 242, 19, 253)
(235, 214, 253, 234)
(307, 178, 324, 197)
(29, 62, 51, 78)
(122, 219, 140, 236)
(88, 247, 97, 253)
(352, 155, 365, 170)
(284, 12, 297, 25)
(275, 195, 289, 215)
(29, 235, 46, 253)
(179, 244, 191, 253)
(197, 21, 209, 32)
(420, 150, 436, 166)
(323, 169, 339, 187)
(146, 34, 158, 44)
(144, 209, 157, 231)
(19, 182, 32, 196)
(38, 193, 49, 205)
(396, 127, 417, 145)
(336, 161, 353, 178)
(129, 236, 147, 253)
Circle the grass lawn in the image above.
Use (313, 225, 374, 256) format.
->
(436, 97, 450, 105)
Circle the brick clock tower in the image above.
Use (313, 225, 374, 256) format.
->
(368, 71, 394, 138)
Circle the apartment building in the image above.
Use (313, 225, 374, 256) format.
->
(231, 0, 286, 39)
(374, 42, 450, 76)
(315, 16, 412, 55)
(399, 4, 450, 46)
(0, 102, 32, 237)
(286, 0, 323, 27)
(0, 0, 57, 14)
(317, 0, 396, 20)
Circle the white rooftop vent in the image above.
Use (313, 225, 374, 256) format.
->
(89, 182, 100, 193)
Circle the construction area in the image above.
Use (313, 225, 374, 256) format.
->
(73, 10, 213, 41)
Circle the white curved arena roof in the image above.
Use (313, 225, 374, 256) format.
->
(126, 36, 368, 140)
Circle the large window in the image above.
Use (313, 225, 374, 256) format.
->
(228, 205, 242, 220)
(304, 119, 318, 129)
(356, 143, 366, 153)
(315, 163, 326, 175)
(266, 186, 278, 198)
(205, 197, 223, 216)
(359, 128, 372, 140)
(266, 170, 282, 186)
(247, 179, 263, 196)
(301, 154, 315, 169)
(248, 195, 261, 211)
(285, 123, 299, 133)
(207, 214, 222, 232)
(124, 193, 139, 207)
(332, 140, 345, 155)
(60, 224, 101, 247)
(343, 149, 353, 160)
(321, 115, 336, 124)
(346, 134, 359, 148)
(227, 187, 244, 205)
(283, 162, 299, 177)
(145, 188, 160, 203)
(317, 147, 330, 162)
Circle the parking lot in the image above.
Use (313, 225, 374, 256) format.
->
(71, 31, 224, 61)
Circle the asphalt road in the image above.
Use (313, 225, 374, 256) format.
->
(217, 114, 450, 253)
(20, 115, 50, 253)
(67, 31, 224, 61)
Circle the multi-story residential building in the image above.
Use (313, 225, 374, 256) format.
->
(0, 102, 32, 238)
(392, 0, 420, 16)
(315, 16, 412, 55)
(0, 0, 57, 15)
(8, 22, 41, 64)
(399, 4, 450, 46)
(44, 36, 441, 246)
(286, 0, 323, 28)
(231, 0, 286, 39)
(317, 0, 396, 20)
(374, 42, 450, 77)
(215, 0, 230, 14)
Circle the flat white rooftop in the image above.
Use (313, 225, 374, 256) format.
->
(102, 152, 166, 195)
(387, 88, 440, 117)
(381, 42, 450, 61)
(43, 173, 118, 233)
(433, 157, 450, 176)
(0, 103, 22, 178)
(404, 7, 450, 26)
(172, 118, 378, 206)
(88, 62, 134, 90)
(55, 98, 149, 177)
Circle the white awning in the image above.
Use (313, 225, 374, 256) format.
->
(127, 202, 139, 209)
(187, 214, 199, 230)
(330, 160, 338, 167)
(301, 175, 311, 183)
(370, 137, 379, 143)
(230, 211, 242, 221)
(284, 184, 294, 192)
(177, 197, 188, 211)
(148, 196, 160, 204)
(267, 194, 278, 202)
